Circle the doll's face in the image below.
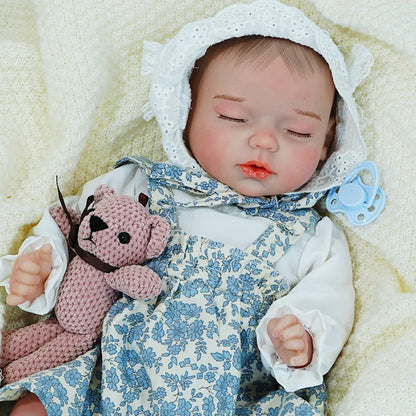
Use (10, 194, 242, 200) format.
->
(187, 51, 335, 196)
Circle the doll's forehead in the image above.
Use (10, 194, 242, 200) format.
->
(199, 36, 329, 75)
(188, 36, 334, 101)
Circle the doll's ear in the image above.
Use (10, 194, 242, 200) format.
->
(94, 185, 116, 202)
(145, 215, 170, 259)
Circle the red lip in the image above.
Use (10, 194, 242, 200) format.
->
(239, 160, 274, 180)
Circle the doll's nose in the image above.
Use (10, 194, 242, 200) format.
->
(90, 215, 109, 233)
(249, 129, 278, 151)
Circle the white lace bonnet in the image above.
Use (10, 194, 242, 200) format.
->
(141, 0, 374, 192)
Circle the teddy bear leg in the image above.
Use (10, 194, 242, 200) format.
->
(1, 317, 64, 366)
(2, 330, 98, 385)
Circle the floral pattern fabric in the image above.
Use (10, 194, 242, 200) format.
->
(0, 157, 326, 415)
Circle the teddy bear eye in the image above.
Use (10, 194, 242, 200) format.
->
(118, 232, 131, 244)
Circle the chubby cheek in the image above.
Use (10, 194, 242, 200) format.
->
(283, 147, 322, 188)
(189, 128, 229, 177)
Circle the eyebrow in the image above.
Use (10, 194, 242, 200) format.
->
(294, 108, 322, 121)
(213, 94, 246, 102)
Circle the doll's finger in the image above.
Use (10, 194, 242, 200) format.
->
(281, 337, 305, 352)
(39, 243, 52, 253)
(15, 260, 42, 275)
(267, 318, 281, 336)
(9, 279, 41, 298)
(267, 322, 289, 351)
(6, 293, 27, 306)
(267, 315, 295, 337)
(37, 244, 52, 261)
(273, 314, 299, 333)
(279, 323, 304, 341)
(10, 271, 41, 286)
(289, 351, 309, 368)
(268, 328, 283, 350)
(13, 245, 52, 270)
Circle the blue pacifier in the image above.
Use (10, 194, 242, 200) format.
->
(326, 161, 385, 226)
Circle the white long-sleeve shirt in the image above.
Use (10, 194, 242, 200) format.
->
(0, 163, 354, 392)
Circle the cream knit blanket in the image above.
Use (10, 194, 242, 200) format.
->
(0, 1, 415, 414)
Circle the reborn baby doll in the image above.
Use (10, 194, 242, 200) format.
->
(0, 184, 169, 384)
(0, 0, 379, 414)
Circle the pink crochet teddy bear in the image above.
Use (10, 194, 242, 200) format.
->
(1, 184, 169, 385)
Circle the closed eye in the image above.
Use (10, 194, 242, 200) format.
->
(218, 114, 247, 123)
(287, 130, 312, 139)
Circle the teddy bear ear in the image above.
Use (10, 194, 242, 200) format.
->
(138, 193, 149, 207)
(94, 184, 116, 202)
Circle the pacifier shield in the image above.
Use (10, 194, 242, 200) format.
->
(326, 161, 385, 226)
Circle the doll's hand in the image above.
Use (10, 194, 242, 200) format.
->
(267, 314, 313, 368)
(6, 244, 52, 306)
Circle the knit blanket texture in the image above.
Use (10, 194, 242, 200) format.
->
(0, 1, 415, 414)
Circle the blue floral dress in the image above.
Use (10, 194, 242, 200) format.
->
(0, 157, 327, 415)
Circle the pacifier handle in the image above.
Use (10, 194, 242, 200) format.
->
(341, 161, 378, 207)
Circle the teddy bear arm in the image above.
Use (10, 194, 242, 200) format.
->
(105, 265, 162, 300)
(49, 206, 81, 238)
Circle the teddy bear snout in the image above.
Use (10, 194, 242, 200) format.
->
(82, 215, 110, 245)
(89, 215, 109, 233)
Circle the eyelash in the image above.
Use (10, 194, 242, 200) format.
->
(287, 130, 312, 139)
(218, 114, 247, 123)
(218, 115, 312, 138)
